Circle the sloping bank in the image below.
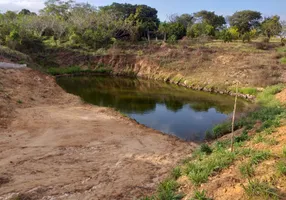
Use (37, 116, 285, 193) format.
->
(46, 50, 283, 101)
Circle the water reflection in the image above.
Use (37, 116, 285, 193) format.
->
(57, 76, 250, 141)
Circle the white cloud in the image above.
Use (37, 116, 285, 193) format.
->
(0, 0, 45, 13)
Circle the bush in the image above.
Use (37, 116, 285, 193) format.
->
(200, 144, 212, 155)
(242, 32, 251, 43)
(167, 35, 178, 44)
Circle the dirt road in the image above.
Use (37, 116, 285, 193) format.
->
(0, 68, 194, 200)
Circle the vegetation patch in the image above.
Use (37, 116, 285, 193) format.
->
(207, 84, 285, 139)
(242, 179, 281, 199)
(47, 66, 112, 75)
(190, 190, 212, 200)
(185, 149, 235, 185)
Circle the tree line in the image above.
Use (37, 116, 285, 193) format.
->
(0, 0, 286, 51)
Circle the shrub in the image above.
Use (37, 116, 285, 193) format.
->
(200, 144, 212, 155)
(242, 32, 251, 43)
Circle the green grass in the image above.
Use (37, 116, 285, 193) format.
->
(171, 167, 182, 180)
(242, 179, 280, 199)
(141, 179, 184, 200)
(238, 87, 258, 95)
(190, 190, 212, 200)
(185, 149, 235, 185)
(17, 100, 23, 104)
(157, 179, 184, 200)
(207, 84, 285, 139)
(277, 161, 286, 176)
(239, 162, 255, 178)
(277, 47, 286, 53)
(250, 151, 271, 165)
(280, 57, 286, 64)
(46, 66, 112, 75)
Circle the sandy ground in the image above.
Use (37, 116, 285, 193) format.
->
(0, 68, 195, 200)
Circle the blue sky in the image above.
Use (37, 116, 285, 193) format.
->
(0, 0, 285, 20)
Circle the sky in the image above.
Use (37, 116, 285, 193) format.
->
(0, 0, 285, 21)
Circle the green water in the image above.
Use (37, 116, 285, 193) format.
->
(57, 76, 250, 141)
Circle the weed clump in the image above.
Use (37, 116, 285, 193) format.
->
(243, 179, 280, 199)
(190, 190, 212, 200)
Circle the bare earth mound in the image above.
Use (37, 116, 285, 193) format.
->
(0, 68, 194, 199)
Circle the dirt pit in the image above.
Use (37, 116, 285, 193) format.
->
(0, 68, 194, 199)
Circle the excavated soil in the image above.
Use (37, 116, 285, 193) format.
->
(0, 68, 195, 200)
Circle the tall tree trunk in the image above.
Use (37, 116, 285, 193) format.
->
(147, 29, 150, 43)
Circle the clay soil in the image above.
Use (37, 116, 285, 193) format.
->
(0, 68, 195, 200)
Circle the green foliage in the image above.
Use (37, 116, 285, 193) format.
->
(187, 23, 214, 38)
(47, 66, 82, 75)
(165, 23, 186, 40)
(250, 151, 271, 165)
(206, 84, 285, 139)
(190, 190, 212, 200)
(242, 32, 251, 43)
(171, 167, 182, 180)
(243, 179, 280, 199)
(229, 10, 262, 34)
(235, 130, 249, 143)
(194, 10, 226, 29)
(199, 144, 212, 155)
(17, 100, 23, 104)
(167, 35, 178, 44)
(185, 150, 235, 185)
(280, 57, 286, 64)
(228, 27, 240, 40)
(261, 16, 282, 38)
(238, 87, 258, 95)
(239, 162, 255, 178)
(220, 30, 232, 42)
(157, 179, 184, 200)
(277, 161, 286, 176)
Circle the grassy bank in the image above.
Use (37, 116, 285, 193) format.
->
(46, 66, 112, 76)
(141, 84, 286, 200)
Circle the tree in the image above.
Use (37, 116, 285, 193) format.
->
(169, 14, 194, 29)
(101, 3, 159, 41)
(194, 10, 226, 29)
(279, 21, 286, 44)
(165, 22, 186, 40)
(40, 0, 74, 20)
(229, 10, 262, 35)
(18, 9, 32, 16)
(261, 16, 282, 38)
(187, 23, 215, 38)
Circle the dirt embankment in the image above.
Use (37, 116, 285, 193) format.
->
(36, 44, 286, 99)
(0, 68, 195, 200)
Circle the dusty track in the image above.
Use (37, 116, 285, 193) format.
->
(0, 68, 194, 200)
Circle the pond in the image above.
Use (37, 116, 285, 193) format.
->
(57, 76, 250, 141)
